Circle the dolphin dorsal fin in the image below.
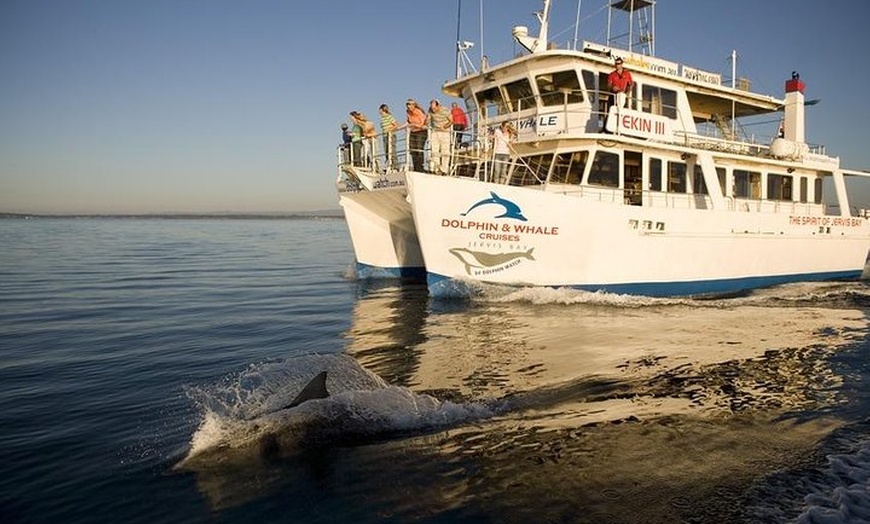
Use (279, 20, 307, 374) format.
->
(281, 371, 329, 410)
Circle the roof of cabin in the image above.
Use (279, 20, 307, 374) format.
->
(443, 49, 783, 119)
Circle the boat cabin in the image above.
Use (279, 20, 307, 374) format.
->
(443, 43, 841, 218)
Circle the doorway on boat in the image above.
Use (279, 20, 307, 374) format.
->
(624, 151, 642, 206)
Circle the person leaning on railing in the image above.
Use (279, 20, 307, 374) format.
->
(378, 104, 399, 170)
(351, 111, 378, 169)
(405, 99, 428, 172)
(339, 123, 352, 164)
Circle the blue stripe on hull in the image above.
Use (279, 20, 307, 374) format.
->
(357, 262, 427, 281)
(427, 270, 864, 299)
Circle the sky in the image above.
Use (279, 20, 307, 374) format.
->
(1, 0, 869, 214)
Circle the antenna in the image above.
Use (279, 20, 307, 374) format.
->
(455, 0, 462, 78)
(573, 0, 583, 50)
(455, 0, 479, 78)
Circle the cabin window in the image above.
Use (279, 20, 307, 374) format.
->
(668, 161, 687, 193)
(536, 70, 583, 107)
(641, 85, 678, 119)
(649, 158, 663, 191)
(475, 86, 507, 117)
(550, 151, 588, 184)
(814, 178, 823, 204)
(513, 154, 553, 186)
(799, 177, 808, 203)
(587, 151, 620, 187)
(767, 173, 793, 201)
(693, 165, 708, 195)
(717, 168, 727, 196)
(504, 78, 535, 111)
(734, 169, 761, 199)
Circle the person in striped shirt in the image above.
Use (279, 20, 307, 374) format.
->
(379, 104, 399, 170)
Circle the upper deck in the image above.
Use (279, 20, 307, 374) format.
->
(441, 43, 837, 166)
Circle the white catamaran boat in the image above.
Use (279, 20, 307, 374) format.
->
(339, 0, 870, 296)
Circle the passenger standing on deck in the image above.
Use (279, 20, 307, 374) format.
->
(340, 123, 352, 164)
(349, 115, 363, 166)
(351, 111, 378, 169)
(607, 57, 634, 108)
(491, 121, 514, 184)
(406, 99, 428, 172)
(378, 104, 399, 170)
(428, 99, 453, 175)
(450, 102, 468, 146)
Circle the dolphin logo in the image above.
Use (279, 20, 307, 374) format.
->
(449, 247, 535, 274)
(460, 192, 528, 221)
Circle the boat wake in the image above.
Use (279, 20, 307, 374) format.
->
(744, 419, 870, 523)
(475, 279, 870, 309)
(178, 354, 497, 468)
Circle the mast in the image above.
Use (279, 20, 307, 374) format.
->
(607, 0, 656, 56)
(513, 0, 552, 54)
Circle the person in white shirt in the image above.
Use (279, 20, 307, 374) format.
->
(491, 121, 514, 184)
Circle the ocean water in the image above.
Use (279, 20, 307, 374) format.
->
(2, 217, 870, 524)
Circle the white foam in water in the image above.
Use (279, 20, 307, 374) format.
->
(183, 353, 496, 460)
(796, 440, 870, 523)
(482, 285, 675, 307)
(477, 280, 870, 309)
(187, 410, 237, 457)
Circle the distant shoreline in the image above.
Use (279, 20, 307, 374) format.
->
(0, 211, 344, 220)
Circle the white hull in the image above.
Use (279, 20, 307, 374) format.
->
(337, 171, 423, 279)
(407, 173, 870, 297)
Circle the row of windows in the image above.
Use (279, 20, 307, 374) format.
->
(510, 151, 824, 204)
(474, 69, 678, 119)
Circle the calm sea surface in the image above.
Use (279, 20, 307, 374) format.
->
(2, 217, 870, 524)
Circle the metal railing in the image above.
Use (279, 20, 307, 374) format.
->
(336, 91, 829, 205)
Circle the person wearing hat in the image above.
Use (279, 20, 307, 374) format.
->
(607, 57, 634, 108)
(405, 99, 428, 172)
(340, 123, 352, 164)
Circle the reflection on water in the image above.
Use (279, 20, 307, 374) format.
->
(191, 281, 870, 523)
(344, 281, 870, 523)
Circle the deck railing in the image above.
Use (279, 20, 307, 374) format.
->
(336, 92, 830, 215)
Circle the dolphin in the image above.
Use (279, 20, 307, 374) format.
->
(177, 355, 497, 468)
(449, 247, 535, 274)
(460, 192, 528, 221)
(279, 371, 329, 410)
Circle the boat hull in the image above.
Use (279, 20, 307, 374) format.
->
(338, 174, 424, 280)
(407, 173, 870, 297)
